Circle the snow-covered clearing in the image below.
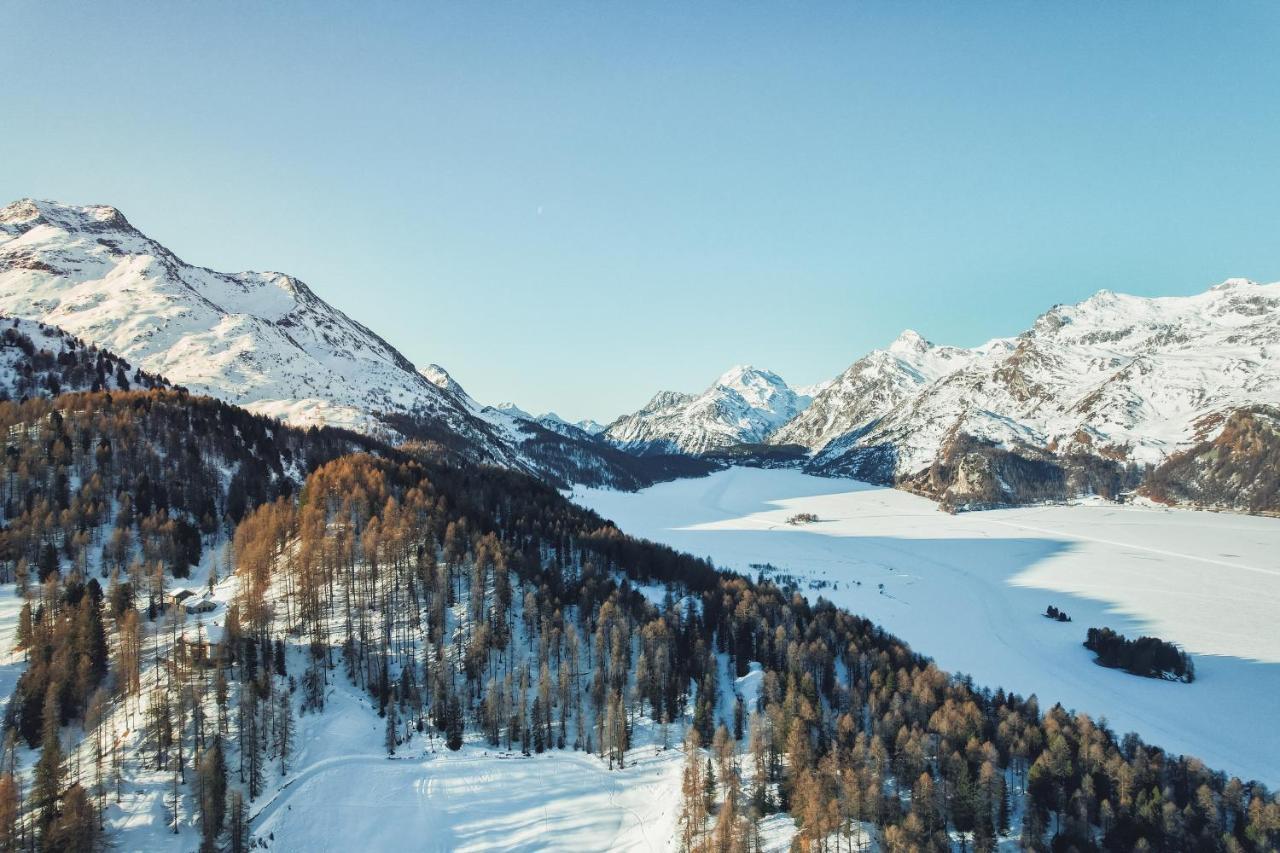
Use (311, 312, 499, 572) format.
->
(250, 681, 687, 853)
(575, 467, 1280, 787)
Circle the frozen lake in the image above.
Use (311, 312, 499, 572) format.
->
(574, 467, 1280, 787)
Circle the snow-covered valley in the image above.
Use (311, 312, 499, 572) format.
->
(574, 467, 1280, 788)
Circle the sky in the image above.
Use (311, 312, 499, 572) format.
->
(3, 3, 1279, 421)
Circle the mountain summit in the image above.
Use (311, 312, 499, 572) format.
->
(604, 364, 811, 455)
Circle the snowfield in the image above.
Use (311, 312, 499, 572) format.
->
(251, 684, 688, 853)
(574, 467, 1280, 788)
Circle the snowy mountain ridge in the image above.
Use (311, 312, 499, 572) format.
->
(0, 199, 682, 489)
(604, 279, 1279, 510)
(4, 198, 1276, 510)
(770, 329, 1012, 453)
(0, 199, 516, 453)
(790, 279, 1280, 506)
(603, 364, 813, 455)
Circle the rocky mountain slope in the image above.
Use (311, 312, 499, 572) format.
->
(791, 280, 1280, 509)
(770, 330, 1013, 452)
(604, 365, 811, 455)
(1140, 405, 1280, 515)
(0, 199, 695, 490)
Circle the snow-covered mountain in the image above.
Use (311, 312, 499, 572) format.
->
(417, 355, 719, 489)
(604, 365, 812, 455)
(571, 417, 608, 435)
(0, 198, 698, 489)
(771, 330, 1012, 451)
(788, 280, 1280, 508)
(0, 199, 525, 460)
(5, 198, 1276, 510)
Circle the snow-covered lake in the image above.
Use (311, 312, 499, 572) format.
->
(574, 467, 1280, 787)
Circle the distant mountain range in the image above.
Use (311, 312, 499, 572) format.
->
(601, 282, 1280, 511)
(3, 198, 1276, 513)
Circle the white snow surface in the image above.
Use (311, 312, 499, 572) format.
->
(250, 683, 687, 853)
(606, 365, 812, 455)
(574, 466, 1280, 787)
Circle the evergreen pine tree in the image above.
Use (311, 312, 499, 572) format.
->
(278, 692, 295, 772)
(385, 702, 398, 756)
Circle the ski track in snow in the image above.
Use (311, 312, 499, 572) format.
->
(574, 467, 1280, 788)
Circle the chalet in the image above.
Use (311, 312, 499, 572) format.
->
(185, 594, 218, 615)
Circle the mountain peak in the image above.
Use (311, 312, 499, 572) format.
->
(605, 364, 808, 454)
(888, 329, 930, 354)
(1211, 277, 1258, 292)
(714, 364, 785, 389)
(494, 401, 534, 421)
(420, 363, 467, 398)
(1, 198, 132, 233)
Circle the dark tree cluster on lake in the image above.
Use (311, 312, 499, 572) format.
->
(1084, 627, 1195, 684)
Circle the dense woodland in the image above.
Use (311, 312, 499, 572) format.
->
(0, 388, 1276, 852)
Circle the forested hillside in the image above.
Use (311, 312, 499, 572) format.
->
(0, 388, 1276, 851)
(1141, 407, 1280, 515)
(0, 316, 171, 403)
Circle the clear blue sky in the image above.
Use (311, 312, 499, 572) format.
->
(4, 3, 1279, 421)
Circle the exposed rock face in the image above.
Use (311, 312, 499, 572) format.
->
(1140, 407, 1280, 514)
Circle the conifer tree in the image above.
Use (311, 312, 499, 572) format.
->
(226, 788, 250, 853)
(0, 771, 19, 852)
(197, 737, 227, 853)
(679, 730, 707, 852)
(385, 702, 398, 756)
(277, 691, 295, 773)
(33, 683, 64, 830)
(43, 783, 98, 852)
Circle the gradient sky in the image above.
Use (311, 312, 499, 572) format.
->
(4, 3, 1279, 421)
